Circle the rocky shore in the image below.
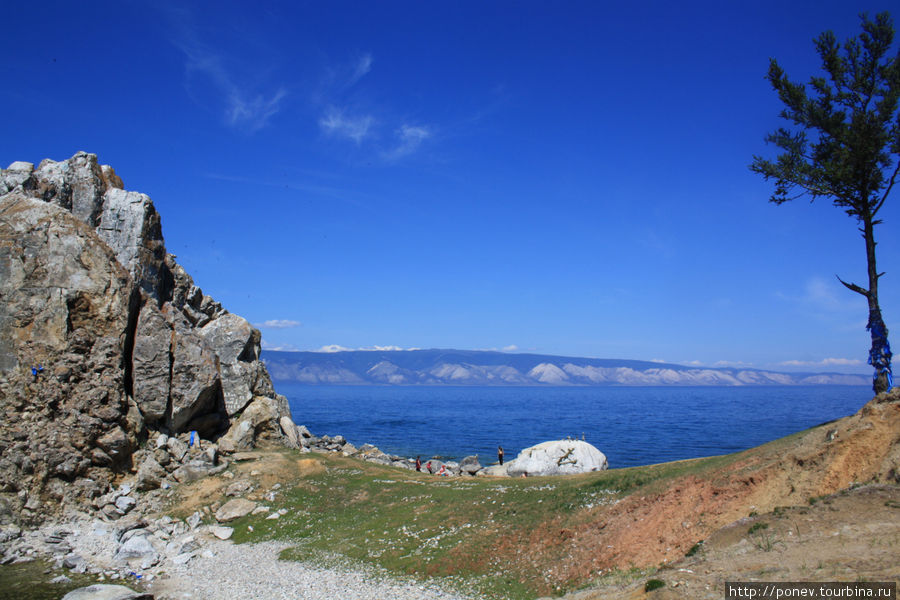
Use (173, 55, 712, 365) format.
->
(295, 427, 608, 478)
(0, 419, 610, 598)
(296, 427, 486, 476)
(0, 423, 484, 599)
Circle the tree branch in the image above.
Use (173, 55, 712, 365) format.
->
(873, 159, 900, 216)
(836, 275, 870, 297)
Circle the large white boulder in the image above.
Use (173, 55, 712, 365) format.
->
(506, 440, 608, 477)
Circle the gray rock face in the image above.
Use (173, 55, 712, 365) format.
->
(199, 313, 271, 416)
(166, 307, 220, 431)
(0, 193, 135, 511)
(0, 152, 292, 522)
(131, 303, 171, 423)
(96, 187, 168, 301)
(506, 440, 608, 477)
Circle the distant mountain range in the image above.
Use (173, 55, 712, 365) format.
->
(261, 349, 869, 386)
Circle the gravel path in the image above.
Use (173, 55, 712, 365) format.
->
(148, 538, 479, 600)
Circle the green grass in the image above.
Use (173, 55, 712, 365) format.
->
(218, 449, 741, 599)
(0, 560, 105, 600)
(747, 522, 769, 535)
(685, 540, 704, 557)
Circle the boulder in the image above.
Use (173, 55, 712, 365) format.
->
(423, 459, 445, 475)
(221, 395, 291, 450)
(165, 305, 221, 432)
(165, 534, 199, 558)
(199, 314, 264, 415)
(130, 303, 172, 423)
(215, 498, 256, 522)
(280, 416, 300, 448)
(459, 455, 482, 476)
(505, 440, 608, 477)
(114, 532, 159, 566)
(170, 462, 207, 483)
(62, 584, 153, 600)
(135, 456, 166, 491)
(225, 479, 254, 497)
(208, 525, 233, 540)
(114, 495, 136, 515)
(166, 438, 189, 462)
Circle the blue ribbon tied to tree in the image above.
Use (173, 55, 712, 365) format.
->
(868, 320, 893, 389)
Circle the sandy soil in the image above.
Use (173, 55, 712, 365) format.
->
(558, 484, 900, 600)
(545, 392, 900, 599)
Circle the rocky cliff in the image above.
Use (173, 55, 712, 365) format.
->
(0, 152, 297, 522)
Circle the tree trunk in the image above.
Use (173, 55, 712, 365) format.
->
(863, 214, 893, 394)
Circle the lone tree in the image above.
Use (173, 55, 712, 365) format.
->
(751, 12, 900, 394)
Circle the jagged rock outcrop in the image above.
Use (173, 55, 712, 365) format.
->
(0, 152, 297, 522)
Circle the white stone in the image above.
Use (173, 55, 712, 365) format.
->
(506, 440, 608, 477)
(208, 526, 233, 540)
(280, 416, 300, 448)
(114, 496, 136, 514)
(172, 551, 195, 565)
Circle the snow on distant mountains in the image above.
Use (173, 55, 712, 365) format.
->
(262, 349, 868, 386)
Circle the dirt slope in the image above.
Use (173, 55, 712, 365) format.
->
(549, 390, 900, 598)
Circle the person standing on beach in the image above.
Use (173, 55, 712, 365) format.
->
(415, 456, 421, 472)
(498, 446, 504, 466)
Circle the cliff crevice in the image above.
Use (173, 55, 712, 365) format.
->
(0, 152, 297, 523)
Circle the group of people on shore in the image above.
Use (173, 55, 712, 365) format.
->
(413, 445, 505, 475)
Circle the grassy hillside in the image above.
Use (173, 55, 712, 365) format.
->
(168, 392, 900, 599)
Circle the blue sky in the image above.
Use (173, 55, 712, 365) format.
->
(2, 1, 898, 374)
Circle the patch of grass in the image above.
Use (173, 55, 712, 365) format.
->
(219, 446, 752, 599)
(747, 522, 769, 535)
(884, 500, 900, 509)
(0, 560, 104, 600)
(644, 578, 666, 592)
(685, 540, 704, 557)
(585, 454, 733, 496)
(749, 528, 780, 552)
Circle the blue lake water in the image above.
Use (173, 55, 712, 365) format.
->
(278, 384, 870, 468)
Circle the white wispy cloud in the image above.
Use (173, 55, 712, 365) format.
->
(167, 7, 287, 133)
(348, 53, 373, 87)
(502, 345, 519, 352)
(254, 319, 302, 329)
(226, 89, 287, 131)
(261, 340, 299, 351)
(319, 108, 375, 144)
(383, 124, 432, 160)
(822, 357, 864, 366)
(779, 358, 864, 367)
(712, 360, 754, 368)
(777, 276, 860, 313)
(314, 344, 418, 353)
(316, 344, 353, 353)
(314, 53, 434, 161)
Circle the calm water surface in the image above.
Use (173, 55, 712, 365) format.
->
(278, 384, 869, 468)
